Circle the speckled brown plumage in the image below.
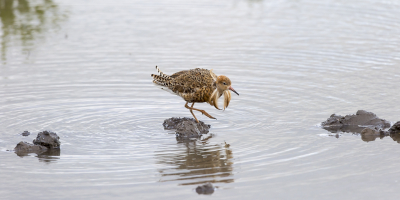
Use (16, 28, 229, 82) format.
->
(151, 66, 239, 122)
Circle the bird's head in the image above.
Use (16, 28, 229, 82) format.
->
(216, 75, 239, 96)
(208, 75, 239, 110)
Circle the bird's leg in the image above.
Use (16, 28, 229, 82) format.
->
(189, 102, 199, 123)
(185, 102, 199, 123)
(189, 102, 217, 121)
(184, 102, 216, 122)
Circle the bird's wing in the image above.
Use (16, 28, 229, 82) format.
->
(170, 70, 189, 78)
(209, 69, 218, 82)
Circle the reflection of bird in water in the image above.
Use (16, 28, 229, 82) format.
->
(156, 137, 234, 185)
(151, 66, 239, 123)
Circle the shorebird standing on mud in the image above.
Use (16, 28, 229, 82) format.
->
(151, 66, 239, 123)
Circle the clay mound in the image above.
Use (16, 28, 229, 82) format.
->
(163, 117, 211, 139)
(321, 110, 391, 133)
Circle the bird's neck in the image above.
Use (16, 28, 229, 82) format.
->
(218, 88, 225, 97)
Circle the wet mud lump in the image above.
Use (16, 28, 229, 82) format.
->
(13, 131, 61, 156)
(321, 110, 391, 133)
(14, 141, 48, 156)
(33, 130, 60, 149)
(163, 117, 210, 138)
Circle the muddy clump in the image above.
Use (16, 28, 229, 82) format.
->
(389, 121, 400, 143)
(14, 141, 48, 156)
(321, 110, 391, 133)
(33, 131, 61, 149)
(13, 131, 61, 157)
(163, 117, 211, 139)
(21, 131, 30, 136)
(389, 121, 400, 134)
(195, 183, 215, 195)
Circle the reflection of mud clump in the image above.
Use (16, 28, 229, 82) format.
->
(163, 117, 211, 139)
(196, 183, 215, 195)
(14, 141, 48, 156)
(321, 110, 391, 133)
(360, 127, 388, 142)
(33, 131, 60, 148)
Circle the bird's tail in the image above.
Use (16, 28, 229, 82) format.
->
(155, 66, 171, 80)
(151, 66, 172, 86)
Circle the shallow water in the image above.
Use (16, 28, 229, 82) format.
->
(1, 0, 400, 199)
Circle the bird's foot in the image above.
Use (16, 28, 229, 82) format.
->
(200, 110, 216, 120)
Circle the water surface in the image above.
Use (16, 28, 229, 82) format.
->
(1, 0, 400, 199)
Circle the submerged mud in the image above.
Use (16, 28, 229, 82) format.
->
(163, 117, 211, 139)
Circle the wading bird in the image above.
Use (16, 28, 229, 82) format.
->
(151, 66, 239, 123)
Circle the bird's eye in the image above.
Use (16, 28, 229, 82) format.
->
(223, 82, 226, 85)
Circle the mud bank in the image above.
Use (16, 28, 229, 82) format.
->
(163, 117, 211, 139)
(14, 131, 61, 156)
(321, 110, 391, 133)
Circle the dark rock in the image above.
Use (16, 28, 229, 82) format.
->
(33, 131, 60, 149)
(14, 141, 48, 156)
(163, 117, 211, 139)
(321, 110, 391, 133)
(21, 131, 30, 136)
(389, 121, 400, 134)
(195, 183, 215, 195)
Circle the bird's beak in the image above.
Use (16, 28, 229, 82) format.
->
(229, 86, 239, 96)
